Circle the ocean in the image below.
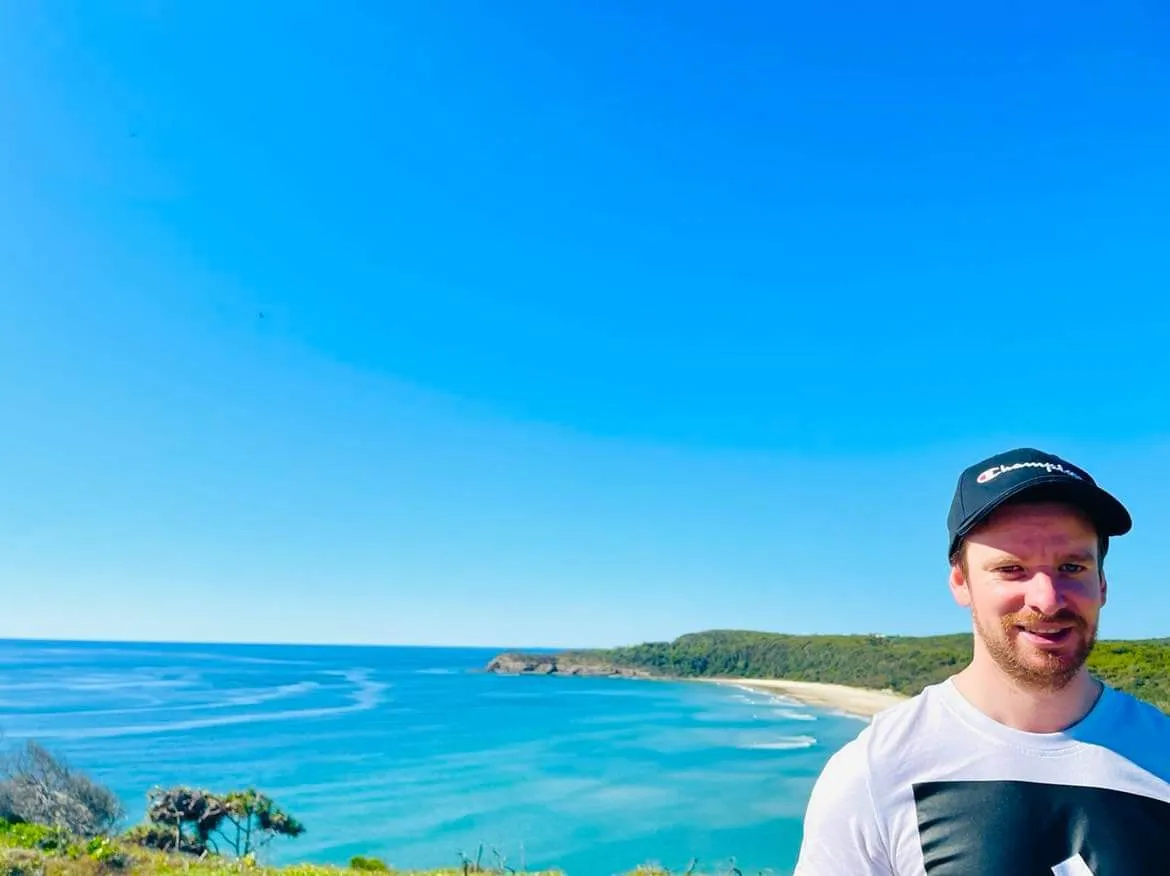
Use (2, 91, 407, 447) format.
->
(0, 640, 869, 875)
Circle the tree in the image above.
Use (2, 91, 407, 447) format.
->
(0, 740, 124, 837)
(128, 785, 304, 859)
(129, 786, 226, 856)
(217, 789, 305, 858)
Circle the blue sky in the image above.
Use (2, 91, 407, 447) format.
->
(2, 2, 1168, 648)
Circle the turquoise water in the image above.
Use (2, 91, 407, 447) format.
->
(0, 640, 867, 875)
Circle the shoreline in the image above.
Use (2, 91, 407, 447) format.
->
(482, 654, 915, 718)
(696, 677, 910, 718)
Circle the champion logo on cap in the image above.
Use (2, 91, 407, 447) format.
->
(976, 461, 1085, 485)
(949, 447, 1131, 560)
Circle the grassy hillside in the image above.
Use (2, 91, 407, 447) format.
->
(1087, 637, 1170, 711)
(495, 630, 1170, 713)
(0, 731, 759, 876)
(0, 821, 704, 876)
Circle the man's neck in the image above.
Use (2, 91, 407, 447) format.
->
(952, 663, 1104, 734)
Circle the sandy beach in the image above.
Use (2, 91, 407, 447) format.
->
(699, 677, 909, 718)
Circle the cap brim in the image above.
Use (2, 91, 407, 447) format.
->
(952, 475, 1132, 547)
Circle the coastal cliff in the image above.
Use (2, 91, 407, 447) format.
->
(485, 651, 656, 678)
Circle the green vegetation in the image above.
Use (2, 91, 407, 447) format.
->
(0, 818, 752, 876)
(0, 819, 563, 875)
(1086, 638, 1170, 711)
(0, 740, 124, 838)
(122, 786, 304, 858)
(0, 741, 755, 876)
(502, 629, 1170, 713)
(0, 739, 321, 875)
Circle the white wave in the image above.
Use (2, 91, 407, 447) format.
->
(827, 708, 873, 723)
(84, 671, 201, 690)
(771, 708, 816, 721)
(0, 676, 197, 694)
(4, 670, 387, 740)
(735, 697, 774, 707)
(216, 680, 320, 707)
(24, 647, 316, 667)
(175, 650, 318, 666)
(11, 681, 322, 721)
(740, 734, 817, 751)
(727, 684, 804, 708)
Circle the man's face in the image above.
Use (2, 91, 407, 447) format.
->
(949, 501, 1106, 691)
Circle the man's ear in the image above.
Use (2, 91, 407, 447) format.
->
(949, 562, 971, 607)
(1100, 571, 1108, 607)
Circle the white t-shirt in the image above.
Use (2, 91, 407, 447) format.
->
(793, 677, 1170, 875)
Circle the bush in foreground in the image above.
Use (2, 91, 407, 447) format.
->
(0, 741, 772, 875)
(125, 785, 305, 859)
(0, 741, 124, 838)
(0, 818, 766, 875)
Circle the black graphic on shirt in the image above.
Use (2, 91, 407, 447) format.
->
(912, 779, 1170, 875)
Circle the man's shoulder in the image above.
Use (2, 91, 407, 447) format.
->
(867, 680, 954, 748)
(795, 694, 945, 875)
(797, 683, 952, 859)
(1103, 683, 1170, 728)
(818, 682, 952, 783)
(1097, 683, 1170, 779)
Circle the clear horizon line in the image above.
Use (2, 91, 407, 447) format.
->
(0, 630, 1162, 651)
(0, 634, 567, 651)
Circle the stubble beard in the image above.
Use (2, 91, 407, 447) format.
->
(972, 604, 1097, 691)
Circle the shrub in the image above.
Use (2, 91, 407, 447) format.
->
(128, 785, 304, 860)
(349, 855, 390, 871)
(0, 742, 123, 838)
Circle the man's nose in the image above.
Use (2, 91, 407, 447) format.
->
(1024, 571, 1066, 615)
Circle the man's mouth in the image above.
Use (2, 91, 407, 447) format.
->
(1017, 625, 1076, 646)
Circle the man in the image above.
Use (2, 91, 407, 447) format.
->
(793, 448, 1170, 875)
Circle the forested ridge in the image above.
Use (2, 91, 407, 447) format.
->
(497, 630, 1170, 713)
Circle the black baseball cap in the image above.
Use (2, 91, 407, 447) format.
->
(947, 447, 1132, 560)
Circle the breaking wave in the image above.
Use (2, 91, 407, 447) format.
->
(740, 734, 817, 751)
(2, 669, 386, 741)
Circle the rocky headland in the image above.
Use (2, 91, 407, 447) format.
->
(484, 651, 656, 679)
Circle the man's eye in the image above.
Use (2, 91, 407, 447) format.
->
(997, 565, 1024, 575)
(1060, 564, 1086, 574)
